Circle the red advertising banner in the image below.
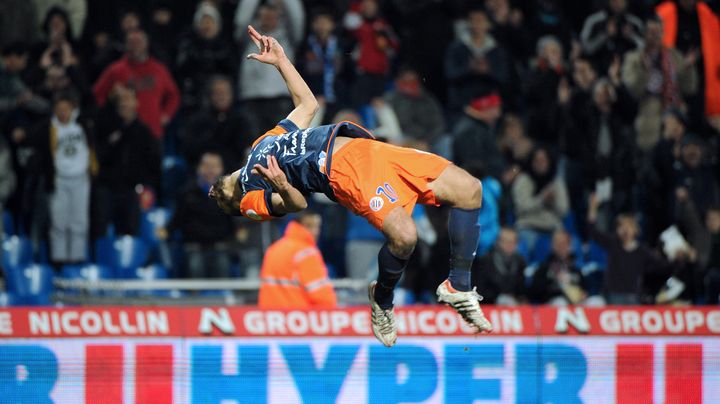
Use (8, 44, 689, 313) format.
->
(0, 305, 718, 338)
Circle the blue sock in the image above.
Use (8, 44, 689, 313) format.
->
(374, 243, 408, 309)
(448, 207, 481, 291)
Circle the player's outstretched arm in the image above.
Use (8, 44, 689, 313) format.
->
(252, 155, 308, 214)
(246, 25, 318, 128)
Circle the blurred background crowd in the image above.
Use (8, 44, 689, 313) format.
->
(1, 0, 720, 307)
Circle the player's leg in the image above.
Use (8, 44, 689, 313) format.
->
(368, 206, 416, 347)
(428, 165, 493, 333)
(428, 164, 483, 291)
(374, 206, 417, 307)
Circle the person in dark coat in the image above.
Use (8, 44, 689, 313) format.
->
(473, 227, 528, 305)
(175, 2, 236, 109)
(159, 151, 236, 278)
(451, 92, 504, 177)
(92, 87, 161, 239)
(529, 229, 587, 304)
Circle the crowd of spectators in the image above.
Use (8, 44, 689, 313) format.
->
(1, 0, 720, 306)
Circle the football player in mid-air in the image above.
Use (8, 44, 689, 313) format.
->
(210, 26, 493, 347)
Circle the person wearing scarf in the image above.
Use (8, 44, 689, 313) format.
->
(622, 14, 697, 151)
(511, 146, 569, 253)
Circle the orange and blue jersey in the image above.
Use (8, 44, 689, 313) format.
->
(237, 119, 374, 220)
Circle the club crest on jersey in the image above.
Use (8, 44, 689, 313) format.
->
(244, 209, 263, 221)
(318, 151, 327, 170)
(369, 196, 384, 212)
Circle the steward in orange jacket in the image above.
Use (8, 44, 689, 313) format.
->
(656, 0, 720, 117)
(258, 212, 337, 307)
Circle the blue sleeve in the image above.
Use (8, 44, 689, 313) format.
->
(278, 119, 300, 133)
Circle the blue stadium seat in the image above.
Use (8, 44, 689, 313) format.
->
(4, 263, 55, 305)
(133, 264, 169, 280)
(2, 211, 14, 237)
(96, 235, 150, 277)
(161, 156, 189, 207)
(140, 207, 173, 246)
(532, 234, 553, 264)
(61, 264, 113, 281)
(2, 235, 34, 270)
(587, 241, 608, 269)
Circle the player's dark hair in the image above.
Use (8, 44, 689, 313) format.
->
(210, 175, 243, 216)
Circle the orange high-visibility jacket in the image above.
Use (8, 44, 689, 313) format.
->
(657, 0, 720, 116)
(258, 221, 337, 308)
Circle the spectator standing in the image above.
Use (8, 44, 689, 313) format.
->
(297, 10, 346, 119)
(445, 8, 511, 117)
(33, 0, 86, 39)
(451, 92, 505, 176)
(0, 138, 16, 238)
(0, 43, 49, 121)
(580, 0, 644, 71)
(622, 15, 697, 151)
(523, 35, 565, 145)
(93, 29, 181, 139)
(93, 88, 161, 239)
(473, 227, 528, 305)
(234, 0, 305, 134)
(180, 76, 252, 169)
(656, 0, 720, 130)
(29, 91, 97, 268)
(176, 2, 237, 109)
(701, 206, 720, 304)
(512, 146, 569, 250)
(344, 0, 399, 107)
(160, 152, 236, 279)
(529, 229, 587, 305)
(672, 136, 719, 217)
(258, 211, 337, 308)
(384, 66, 446, 151)
(587, 194, 671, 304)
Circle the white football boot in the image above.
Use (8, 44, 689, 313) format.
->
(436, 279, 493, 333)
(368, 281, 398, 347)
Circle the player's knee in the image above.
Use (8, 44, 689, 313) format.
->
(388, 225, 417, 259)
(469, 179, 483, 209)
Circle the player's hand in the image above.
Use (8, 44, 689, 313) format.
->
(252, 155, 290, 191)
(246, 25, 286, 66)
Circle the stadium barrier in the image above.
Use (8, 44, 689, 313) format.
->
(1, 305, 718, 403)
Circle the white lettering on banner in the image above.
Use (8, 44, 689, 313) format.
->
(287, 311, 308, 334)
(436, 311, 459, 334)
(198, 308, 236, 334)
(0, 312, 12, 335)
(330, 312, 350, 334)
(598, 309, 720, 334)
(81, 312, 102, 334)
(309, 312, 330, 334)
(244, 311, 265, 334)
(600, 311, 620, 333)
(489, 310, 525, 333)
(621, 311, 641, 333)
(352, 312, 370, 334)
(686, 311, 704, 332)
(267, 312, 286, 334)
(555, 307, 590, 333)
(418, 311, 437, 334)
(103, 312, 121, 334)
(28, 310, 169, 336)
(708, 311, 720, 332)
(61, 312, 80, 335)
(641, 311, 663, 333)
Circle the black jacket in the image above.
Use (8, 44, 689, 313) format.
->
(473, 248, 527, 304)
(167, 180, 235, 244)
